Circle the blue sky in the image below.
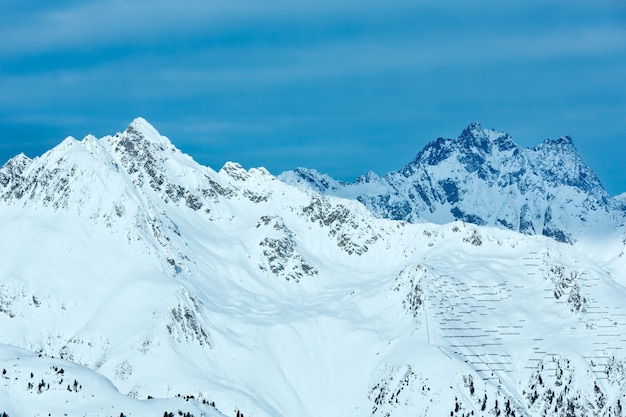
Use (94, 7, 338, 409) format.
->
(1, 0, 625, 195)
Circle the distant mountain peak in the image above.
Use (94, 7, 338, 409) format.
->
(355, 170, 380, 184)
(3, 152, 32, 169)
(540, 135, 575, 148)
(458, 122, 513, 150)
(465, 120, 482, 131)
(126, 117, 165, 139)
(460, 121, 506, 139)
(118, 117, 174, 152)
(104, 118, 187, 191)
(0, 152, 32, 190)
(281, 123, 622, 246)
(412, 122, 518, 169)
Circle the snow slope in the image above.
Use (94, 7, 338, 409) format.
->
(1, 118, 625, 416)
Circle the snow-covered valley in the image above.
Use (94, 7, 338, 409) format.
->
(1, 118, 625, 416)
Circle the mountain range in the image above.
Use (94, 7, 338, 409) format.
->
(0, 118, 625, 416)
(280, 122, 625, 243)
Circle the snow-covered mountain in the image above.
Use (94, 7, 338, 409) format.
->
(280, 122, 625, 245)
(1, 118, 625, 417)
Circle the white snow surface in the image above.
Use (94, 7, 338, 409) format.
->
(0, 118, 625, 417)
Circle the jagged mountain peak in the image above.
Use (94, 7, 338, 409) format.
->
(8, 152, 32, 165)
(1, 152, 32, 173)
(281, 123, 622, 248)
(0, 118, 211, 228)
(355, 170, 380, 184)
(459, 121, 508, 143)
(124, 116, 172, 146)
(539, 135, 575, 148)
(465, 120, 482, 131)
(532, 135, 605, 195)
(0, 152, 32, 190)
(278, 167, 345, 194)
(411, 122, 518, 169)
(108, 117, 178, 162)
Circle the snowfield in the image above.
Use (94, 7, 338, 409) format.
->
(0, 118, 625, 416)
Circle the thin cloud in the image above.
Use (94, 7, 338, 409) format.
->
(2, 0, 624, 77)
(0, 0, 424, 54)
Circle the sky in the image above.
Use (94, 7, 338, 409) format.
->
(0, 0, 625, 196)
